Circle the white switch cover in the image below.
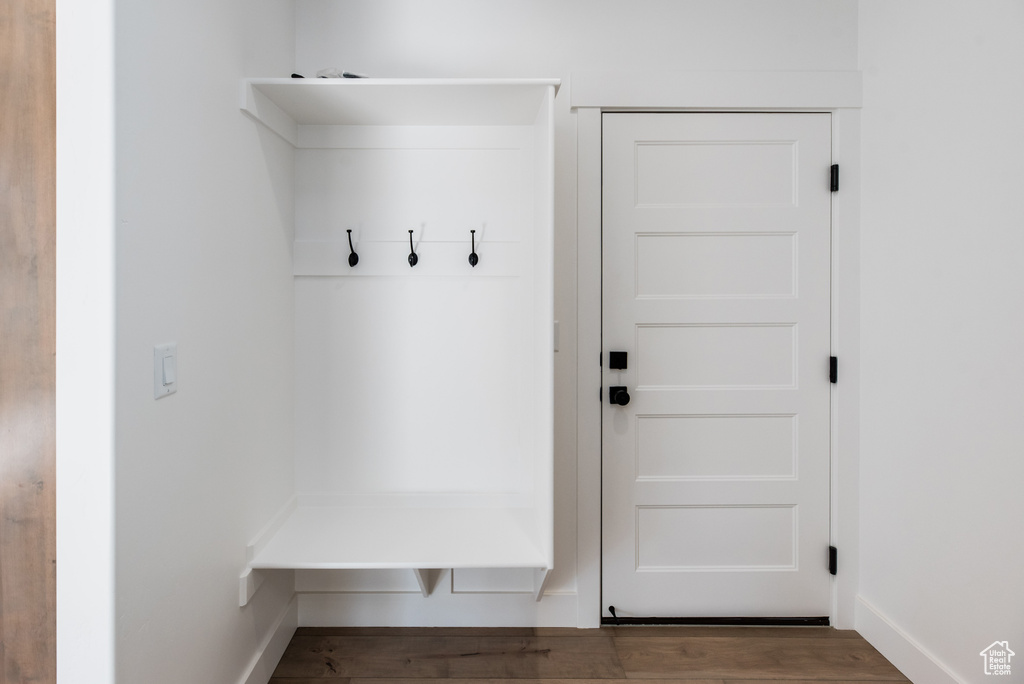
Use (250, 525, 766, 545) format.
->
(154, 343, 177, 399)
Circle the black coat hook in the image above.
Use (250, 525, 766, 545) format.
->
(468, 229, 479, 267)
(407, 230, 418, 267)
(346, 230, 358, 267)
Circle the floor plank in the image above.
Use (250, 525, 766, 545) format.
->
(606, 627, 861, 640)
(345, 680, 726, 684)
(273, 635, 453, 678)
(271, 680, 900, 684)
(271, 627, 909, 682)
(613, 636, 908, 681)
(273, 635, 624, 680)
(446, 637, 624, 679)
(271, 680, 724, 684)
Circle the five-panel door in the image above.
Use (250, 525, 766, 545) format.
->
(601, 113, 833, 618)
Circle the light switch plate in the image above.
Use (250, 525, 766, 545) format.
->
(154, 343, 177, 399)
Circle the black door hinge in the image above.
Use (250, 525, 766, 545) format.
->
(829, 546, 838, 575)
(829, 356, 838, 384)
(830, 164, 839, 192)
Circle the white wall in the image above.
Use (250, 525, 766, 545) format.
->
(858, 2, 1024, 682)
(113, 1, 297, 682)
(293, 0, 859, 625)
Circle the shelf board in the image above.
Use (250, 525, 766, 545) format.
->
(248, 504, 549, 571)
(241, 78, 560, 145)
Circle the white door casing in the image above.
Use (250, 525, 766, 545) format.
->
(601, 113, 833, 618)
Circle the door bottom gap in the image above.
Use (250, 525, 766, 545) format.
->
(600, 616, 830, 627)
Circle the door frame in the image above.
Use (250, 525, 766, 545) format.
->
(55, 0, 118, 677)
(572, 71, 863, 629)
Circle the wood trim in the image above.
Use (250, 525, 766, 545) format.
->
(238, 596, 298, 684)
(413, 569, 442, 598)
(570, 70, 863, 110)
(55, 0, 116, 676)
(830, 107, 862, 629)
(574, 107, 603, 628)
(0, 0, 57, 680)
(856, 596, 960, 684)
(296, 591, 579, 627)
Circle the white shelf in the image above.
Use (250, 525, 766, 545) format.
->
(250, 505, 548, 570)
(240, 502, 553, 605)
(241, 78, 560, 145)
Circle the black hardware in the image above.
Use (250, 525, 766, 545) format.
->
(609, 351, 627, 370)
(608, 606, 619, 625)
(609, 386, 630, 406)
(468, 229, 479, 267)
(829, 546, 838, 575)
(346, 229, 359, 267)
(830, 356, 838, 384)
(407, 230, 418, 267)
(830, 164, 839, 192)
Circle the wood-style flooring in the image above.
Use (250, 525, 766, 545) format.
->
(270, 627, 908, 683)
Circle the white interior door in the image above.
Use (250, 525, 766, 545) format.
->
(601, 113, 832, 618)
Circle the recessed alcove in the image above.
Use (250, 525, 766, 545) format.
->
(239, 78, 558, 604)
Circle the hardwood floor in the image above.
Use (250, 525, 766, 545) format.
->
(270, 627, 908, 682)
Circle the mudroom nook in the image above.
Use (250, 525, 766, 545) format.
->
(238, 78, 558, 604)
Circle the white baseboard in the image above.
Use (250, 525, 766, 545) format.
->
(298, 590, 578, 627)
(855, 596, 965, 684)
(238, 595, 298, 684)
